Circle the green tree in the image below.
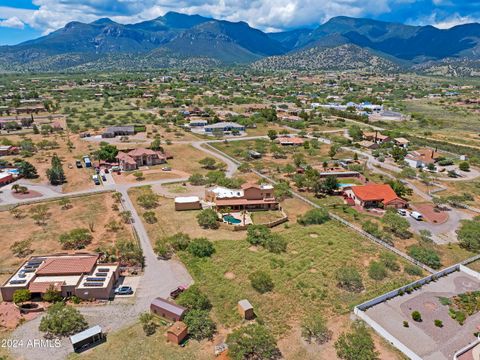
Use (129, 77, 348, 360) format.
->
(59, 228, 92, 250)
(46, 154, 66, 185)
(96, 143, 118, 162)
(177, 285, 212, 311)
(196, 209, 219, 229)
(150, 138, 162, 151)
(301, 313, 332, 344)
(199, 157, 217, 170)
(18, 161, 38, 178)
(183, 309, 216, 340)
(348, 125, 363, 141)
(143, 211, 157, 224)
(137, 192, 158, 209)
(267, 129, 278, 140)
(10, 239, 33, 258)
(249, 270, 274, 293)
(387, 180, 412, 197)
(30, 204, 50, 225)
(139, 312, 157, 336)
(411, 311, 422, 322)
(227, 324, 280, 360)
(187, 238, 215, 257)
(335, 321, 379, 360)
(13, 289, 31, 304)
(39, 302, 88, 337)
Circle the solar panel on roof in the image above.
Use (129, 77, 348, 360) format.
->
(9, 279, 26, 285)
(97, 268, 110, 272)
(95, 272, 108, 277)
(85, 277, 105, 282)
(27, 259, 44, 265)
(84, 282, 103, 287)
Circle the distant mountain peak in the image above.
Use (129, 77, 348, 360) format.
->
(91, 18, 116, 25)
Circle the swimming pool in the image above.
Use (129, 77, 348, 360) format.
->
(223, 215, 241, 224)
(337, 183, 355, 188)
(6, 169, 19, 175)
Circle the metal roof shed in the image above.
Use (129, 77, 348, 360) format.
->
(70, 325, 105, 353)
(150, 297, 187, 321)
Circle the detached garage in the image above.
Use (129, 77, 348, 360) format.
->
(174, 196, 202, 211)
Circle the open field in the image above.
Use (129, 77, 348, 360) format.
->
(178, 221, 421, 336)
(0, 193, 134, 280)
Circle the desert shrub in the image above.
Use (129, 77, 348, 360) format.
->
(187, 238, 215, 257)
(434, 319, 443, 327)
(404, 264, 423, 276)
(297, 208, 330, 225)
(380, 252, 400, 271)
(407, 246, 441, 269)
(13, 289, 31, 304)
(335, 321, 379, 360)
(336, 267, 363, 292)
(368, 261, 387, 281)
(411, 311, 422, 322)
(249, 271, 274, 293)
(301, 313, 332, 344)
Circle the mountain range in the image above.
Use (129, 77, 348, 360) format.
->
(0, 11, 479, 73)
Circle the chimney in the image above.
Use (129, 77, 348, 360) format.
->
(375, 131, 378, 143)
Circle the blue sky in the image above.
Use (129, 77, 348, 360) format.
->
(0, 0, 479, 45)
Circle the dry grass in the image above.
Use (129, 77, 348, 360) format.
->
(0, 193, 134, 277)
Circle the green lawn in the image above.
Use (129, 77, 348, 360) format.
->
(178, 221, 420, 336)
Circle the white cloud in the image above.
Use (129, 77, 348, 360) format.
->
(411, 12, 480, 29)
(4, 0, 475, 36)
(0, 17, 25, 29)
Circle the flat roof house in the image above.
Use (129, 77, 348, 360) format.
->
(0, 253, 119, 302)
(205, 183, 279, 211)
(102, 126, 135, 138)
(174, 196, 202, 211)
(204, 122, 245, 133)
(150, 297, 187, 322)
(344, 184, 407, 209)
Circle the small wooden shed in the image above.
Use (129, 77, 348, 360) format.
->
(150, 297, 187, 322)
(167, 321, 188, 345)
(237, 299, 254, 320)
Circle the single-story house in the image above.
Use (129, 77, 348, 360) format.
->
(343, 184, 407, 209)
(205, 183, 279, 211)
(358, 140, 379, 150)
(116, 148, 167, 171)
(204, 122, 245, 133)
(167, 321, 188, 345)
(174, 196, 202, 211)
(150, 297, 187, 322)
(102, 126, 135, 138)
(0, 253, 119, 302)
(363, 132, 391, 144)
(393, 137, 410, 148)
(276, 136, 304, 146)
(405, 149, 441, 168)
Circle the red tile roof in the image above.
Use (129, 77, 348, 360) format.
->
(127, 148, 157, 157)
(350, 184, 405, 205)
(36, 256, 98, 276)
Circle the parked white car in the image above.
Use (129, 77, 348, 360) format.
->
(410, 211, 423, 221)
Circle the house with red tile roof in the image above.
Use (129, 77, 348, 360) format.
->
(276, 136, 305, 146)
(116, 147, 168, 171)
(205, 183, 279, 211)
(343, 184, 407, 209)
